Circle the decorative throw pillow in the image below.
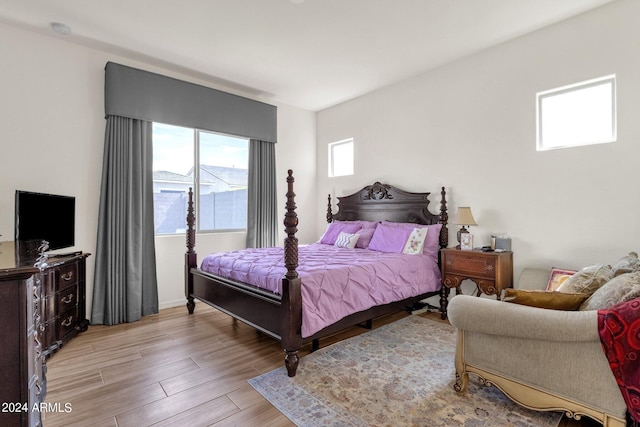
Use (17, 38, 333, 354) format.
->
(334, 232, 360, 249)
(556, 264, 613, 295)
(319, 222, 362, 245)
(503, 289, 588, 311)
(381, 221, 442, 260)
(546, 267, 577, 291)
(580, 272, 640, 311)
(402, 227, 428, 255)
(355, 227, 376, 249)
(612, 252, 640, 277)
(368, 223, 413, 253)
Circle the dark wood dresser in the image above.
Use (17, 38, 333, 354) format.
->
(0, 241, 46, 427)
(40, 253, 90, 357)
(0, 241, 90, 426)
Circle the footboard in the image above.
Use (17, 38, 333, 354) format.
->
(185, 169, 303, 377)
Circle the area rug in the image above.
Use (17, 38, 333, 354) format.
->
(249, 315, 562, 427)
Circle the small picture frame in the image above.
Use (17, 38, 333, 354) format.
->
(460, 233, 474, 251)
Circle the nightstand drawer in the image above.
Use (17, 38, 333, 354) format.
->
(445, 253, 497, 280)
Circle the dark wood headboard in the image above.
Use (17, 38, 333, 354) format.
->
(326, 182, 448, 248)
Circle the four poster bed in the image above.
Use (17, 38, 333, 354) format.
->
(185, 170, 448, 377)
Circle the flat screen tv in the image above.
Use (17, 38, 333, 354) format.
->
(15, 190, 75, 251)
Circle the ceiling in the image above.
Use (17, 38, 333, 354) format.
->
(0, 0, 616, 111)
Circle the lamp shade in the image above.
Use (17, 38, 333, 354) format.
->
(452, 207, 477, 226)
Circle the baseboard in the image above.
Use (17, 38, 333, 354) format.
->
(159, 299, 188, 310)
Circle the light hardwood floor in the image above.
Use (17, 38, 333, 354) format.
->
(43, 304, 597, 426)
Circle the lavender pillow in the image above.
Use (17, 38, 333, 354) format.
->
(355, 228, 376, 249)
(382, 221, 442, 260)
(335, 220, 379, 229)
(320, 222, 362, 245)
(368, 223, 413, 253)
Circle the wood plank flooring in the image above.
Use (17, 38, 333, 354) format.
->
(43, 304, 598, 426)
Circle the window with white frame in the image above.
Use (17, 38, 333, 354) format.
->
(152, 122, 249, 235)
(328, 138, 354, 177)
(536, 75, 616, 151)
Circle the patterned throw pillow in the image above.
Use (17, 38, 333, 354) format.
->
(580, 272, 640, 311)
(546, 267, 577, 291)
(612, 252, 640, 277)
(334, 232, 360, 249)
(402, 227, 428, 255)
(320, 222, 361, 245)
(556, 264, 613, 295)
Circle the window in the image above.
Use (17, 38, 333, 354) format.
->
(536, 75, 616, 151)
(328, 138, 354, 177)
(152, 123, 249, 235)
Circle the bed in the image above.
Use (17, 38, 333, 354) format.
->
(185, 170, 448, 376)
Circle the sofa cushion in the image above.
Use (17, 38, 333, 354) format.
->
(546, 267, 577, 291)
(556, 264, 613, 295)
(580, 272, 640, 311)
(503, 289, 589, 310)
(612, 251, 640, 277)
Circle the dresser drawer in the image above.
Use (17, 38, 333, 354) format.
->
(57, 307, 78, 340)
(57, 285, 78, 313)
(57, 263, 79, 290)
(444, 252, 497, 280)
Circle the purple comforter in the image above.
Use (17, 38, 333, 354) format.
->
(200, 243, 441, 337)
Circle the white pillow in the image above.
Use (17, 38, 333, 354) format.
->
(334, 232, 360, 249)
(402, 227, 428, 255)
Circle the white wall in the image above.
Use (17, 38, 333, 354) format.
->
(317, 0, 640, 282)
(0, 22, 317, 315)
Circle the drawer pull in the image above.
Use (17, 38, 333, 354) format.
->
(62, 294, 74, 304)
(62, 271, 74, 281)
(61, 316, 73, 327)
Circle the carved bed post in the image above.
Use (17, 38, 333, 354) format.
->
(326, 194, 333, 223)
(282, 170, 302, 377)
(439, 186, 449, 248)
(438, 186, 449, 319)
(185, 187, 197, 314)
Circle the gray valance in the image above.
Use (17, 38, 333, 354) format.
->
(104, 62, 277, 143)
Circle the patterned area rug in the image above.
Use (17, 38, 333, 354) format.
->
(249, 315, 562, 426)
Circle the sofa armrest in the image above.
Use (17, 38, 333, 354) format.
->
(447, 294, 599, 342)
(517, 267, 550, 290)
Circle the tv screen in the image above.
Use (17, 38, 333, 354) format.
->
(15, 190, 75, 251)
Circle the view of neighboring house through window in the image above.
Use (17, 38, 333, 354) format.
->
(152, 122, 249, 235)
(537, 74, 616, 151)
(328, 138, 354, 177)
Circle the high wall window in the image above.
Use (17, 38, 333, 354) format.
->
(536, 75, 616, 151)
(328, 138, 354, 177)
(152, 122, 249, 235)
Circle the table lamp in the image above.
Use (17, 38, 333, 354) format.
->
(452, 207, 477, 249)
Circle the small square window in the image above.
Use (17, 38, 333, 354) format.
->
(328, 138, 354, 177)
(537, 75, 616, 151)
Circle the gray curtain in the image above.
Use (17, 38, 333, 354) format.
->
(246, 139, 278, 248)
(91, 115, 159, 325)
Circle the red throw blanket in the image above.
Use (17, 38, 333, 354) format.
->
(598, 298, 640, 425)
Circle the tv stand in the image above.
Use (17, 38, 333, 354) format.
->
(41, 252, 91, 357)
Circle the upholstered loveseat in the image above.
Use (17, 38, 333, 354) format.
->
(447, 267, 628, 427)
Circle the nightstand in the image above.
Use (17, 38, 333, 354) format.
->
(440, 248, 513, 318)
